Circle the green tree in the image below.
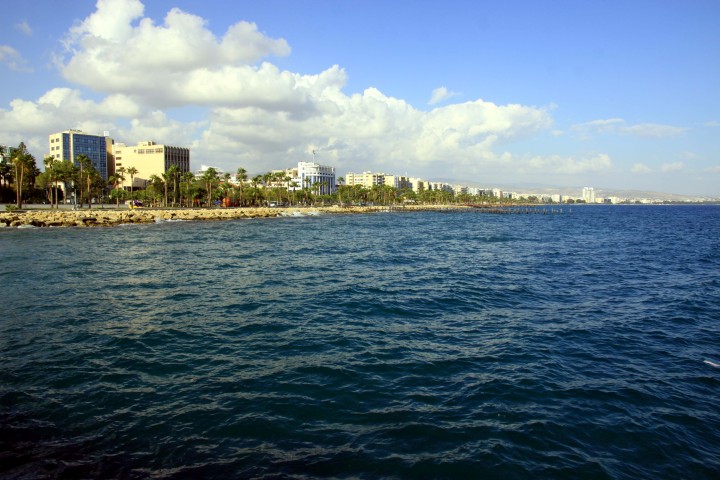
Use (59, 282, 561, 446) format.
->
(147, 174, 164, 207)
(10, 142, 37, 208)
(108, 171, 126, 207)
(235, 167, 248, 206)
(182, 171, 195, 207)
(202, 168, 219, 206)
(75, 154, 98, 209)
(126, 166, 138, 200)
(166, 165, 180, 207)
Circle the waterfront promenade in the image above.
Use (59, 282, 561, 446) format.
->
(0, 204, 472, 228)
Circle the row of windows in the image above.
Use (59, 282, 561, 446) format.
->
(134, 148, 165, 154)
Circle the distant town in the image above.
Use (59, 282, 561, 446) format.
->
(1, 130, 717, 209)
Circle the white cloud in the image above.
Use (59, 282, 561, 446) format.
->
(705, 166, 720, 173)
(5, 0, 557, 179)
(0, 45, 31, 72)
(0, 88, 139, 139)
(59, 0, 291, 108)
(524, 153, 612, 175)
(194, 91, 553, 175)
(428, 86, 459, 105)
(631, 163, 652, 173)
(15, 21, 33, 36)
(703, 120, 720, 128)
(572, 118, 686, 138)
(661, 162, 684, 173)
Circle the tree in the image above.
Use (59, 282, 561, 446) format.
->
(161, 171, 171, 207)
(10, 142, 37, 208)
(127, 166, 138, 200)
(166, 165, 180, 207)
(75, 154, 98, 209)
(201, 167, 219, 206)
(236, 167, 247, 206)
(182, 171, 195, 207)
(0, 155, 11, 188)
(108, 171, 126, 207)
(147, 174, 164, 207)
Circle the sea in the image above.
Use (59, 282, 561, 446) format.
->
(1, 205, 719, 479)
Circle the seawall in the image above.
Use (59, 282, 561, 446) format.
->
(0, 204, 471, 228)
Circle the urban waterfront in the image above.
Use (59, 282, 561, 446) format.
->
(1, 205, 719, 479)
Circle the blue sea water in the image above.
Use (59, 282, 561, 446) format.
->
(1, 205, 719, 479)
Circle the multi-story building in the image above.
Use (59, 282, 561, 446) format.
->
(408, 178, 426, 193)
(582, 187, 595, 203)
(0, 145, 16, 163)
(113, 141, 190, 189)
(48, 130, 113, 180)
(345, 171, 386, 188)
(383, 175, 411, 190)
(297, 161, 335, 195)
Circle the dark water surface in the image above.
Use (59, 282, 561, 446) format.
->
(2, 205, 719, 479)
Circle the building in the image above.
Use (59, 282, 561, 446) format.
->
(345, 171, 386, 188)
(297, 161, 335, 195)
(0, 145, 16, 163)
(48, 130, 113, 180)
(383, 175, 411, 190)
(582, 187, 595, 203)
(113, 141, 190, 189)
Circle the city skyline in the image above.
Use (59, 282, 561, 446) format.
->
(1, 0, 719, 196)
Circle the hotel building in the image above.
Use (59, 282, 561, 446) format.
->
(345, 172, 411, 190)
(112, 141, 190, 189)
(48, 130, 113, 180)
(297, 161, 336, 195)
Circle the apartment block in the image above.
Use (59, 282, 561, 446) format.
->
(48, 130, 113, 180)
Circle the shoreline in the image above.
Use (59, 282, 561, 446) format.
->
(0, 204, 472, 228)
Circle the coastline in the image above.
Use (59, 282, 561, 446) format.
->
(0, 204, 472, 228)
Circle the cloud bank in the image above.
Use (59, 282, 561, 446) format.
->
(0, 0, 614, 182)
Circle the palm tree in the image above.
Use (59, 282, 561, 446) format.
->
(251, 175, 262, 206)
(43, 155, 57, 208)
(108, 173, 124, 207)
(161, 171, 171, 207)
(147, 174, 163, 207)
(10, 143, 36, 208)
(127, 166, 138, 200)
(182, 171, 195, 207)
(236, 167, 247, 206)
(166, 165, 180, 207)
(201, 167, 219, 207)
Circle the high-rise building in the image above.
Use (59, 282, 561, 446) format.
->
(345, 172, 386, 188)
(297, 161, 335, 195)
(48, 130, 113, 180)
(112, 141, 190, 189)
(582, 187, 595, 203)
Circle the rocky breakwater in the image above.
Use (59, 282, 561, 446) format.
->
(0, 204, 470, 228)
(0, 207, 284, 228)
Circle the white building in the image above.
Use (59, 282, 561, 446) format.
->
(297, 161, 336, 195)
(582, 187, 595, 203)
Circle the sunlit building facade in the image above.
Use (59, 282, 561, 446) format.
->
(48, 130, 113, 180)
(112, 141, 190, 189)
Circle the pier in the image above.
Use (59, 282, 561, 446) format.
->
(464, 204, 568, 214)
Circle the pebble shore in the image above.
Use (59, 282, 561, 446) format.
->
(0, 204, 471, 228)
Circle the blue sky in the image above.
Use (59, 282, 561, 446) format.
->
(1, 0, 718, 196)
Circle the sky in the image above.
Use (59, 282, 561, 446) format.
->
(1, 0, 719, 196)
